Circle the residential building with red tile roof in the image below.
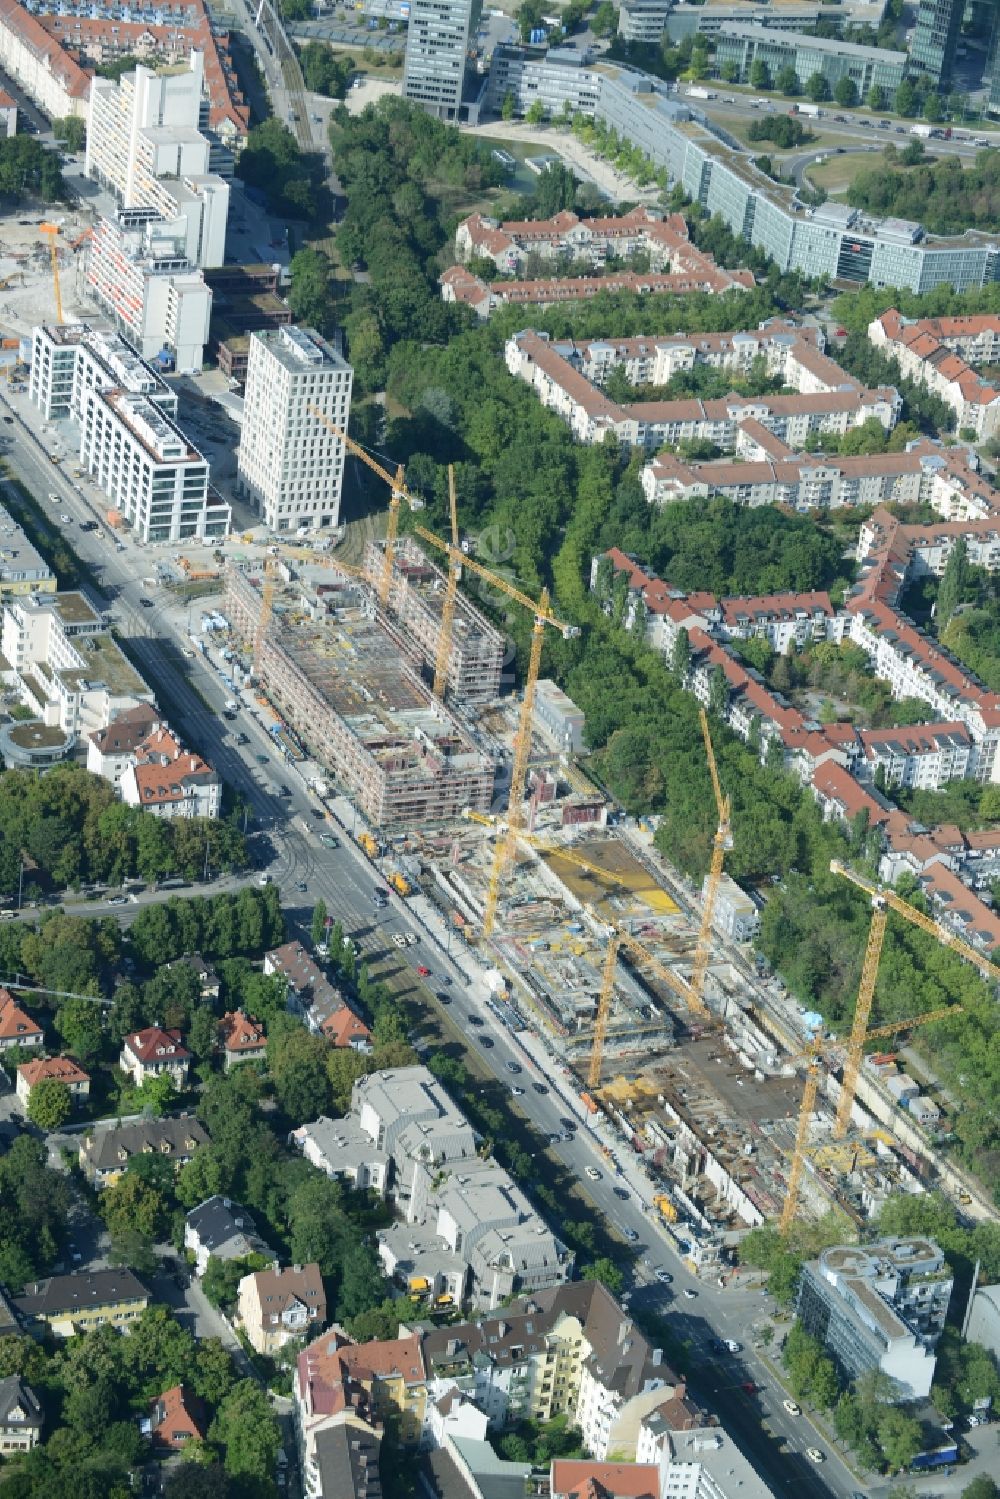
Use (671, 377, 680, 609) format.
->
(297, 1331, 428, 1460)
(0, 991, 43, 1053)
(264, 942, 371, 1052)
(870, 309, 1000, 439)
(120, 724, 220, 819)
(0, 0, 90, 119)
(441, 263, 752, 319)
(15, 1055, 90, 1108)
(219, 1010, 267, 1070)
(119, 1026, 190, 1088)
(550, 1461, 659, 1499)
(86, 704, 163, 789)
(149, 1384, 206, 1450)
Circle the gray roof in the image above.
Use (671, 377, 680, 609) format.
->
(14, 1270, 149, 1319)
(185, 1195, 271, 1259)
(314, 1423, 382, 1499)
(82, 1115, 209, 1172)
(0, 1375, 43, 1431)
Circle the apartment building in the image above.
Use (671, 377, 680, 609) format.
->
(79, 1115, 209, 1189)
(635, 1396, 777, 1499)
(226, 567, 494, 828)
(618, 0, 673, 43)
(705, 873, 760, 942)
(0, 590, 155, 742)
(402, 0, 482, 120)
(0, 501, 55, 600)
(797, 1238, 952, 1399)
(86, 210, 213, 372)
(86, 703, 163, 791)
(13, 1270, 149, 1337)
(297, 1331, 429, 1473)
(264, 940, 372, 1050)
(361, 537, 506, 705)
(238, 1263, 326, 1356)
(857, 723, 974, 789)
(120, 724, 221, 820)
(442, 263, 752, 319)
(309, 1422, 382, 1499)
(505, 329, 899, 451)
(0, 0, 89, 120)
(870, 309, 1000, 439)
(292, 1066, 571, 1311)
(237, 327, 353, 534)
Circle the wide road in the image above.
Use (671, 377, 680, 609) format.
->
(0, 391, 878, 1497)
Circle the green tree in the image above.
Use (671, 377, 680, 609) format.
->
(868, 83, 887, 111)
(311, 898, 329, 949)
(671, 627, 691, 682)
(877, 1404, 922, 1472)
(27, 1077, 72, 1131)
(101, 1171, 166, 1242)
(581, 1257, 625, 1294)
(210, 1380, 281, 1482)
(591, 1, 618, 38)
(53, 117, 87, 150)
(749, 59, 771, 90)
(337, 1242, 389, 1321)
(501, 90, 515, 122)
(895, 78, 917, 115)
(776, 64, 800, 95)
(54, 998, 105, 1064)
(268, 1018, 329, 1123)
(805, 71, 830, 102)
(924, 91, 943, 122)
(188, 1005, 219, 1064)
(937, 536, 968, 631)
(525, 99, 547, 126)
(834, 75, 858, 108)
(708, 663, 729, 721)
(962, 1480, 1000, 1499)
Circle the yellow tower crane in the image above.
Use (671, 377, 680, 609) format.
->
(778, 1000, 963, 1236)
(433, 466, 460, 699)
(829, 857, 1000, 1139)
(414, 521, 578, 939)
(39, 222, 63, 324)
(305, 408, 422, 605)
(689, 707, 733, 1009)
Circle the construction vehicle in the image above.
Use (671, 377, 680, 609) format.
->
(433, 464, 460, 700)
(829, 858, 1000, 1140)
(305, 408, 423, 605)
(389, 872, 412, 898)
(689, 707, 732, 1009)
(653, 1192, 678, 1223)
(39, 222, 63, 324)
(357, 832, 379, 859)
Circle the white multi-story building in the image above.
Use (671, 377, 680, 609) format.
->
(870, 309, 1000, 440)
(120, 724, 221, 819)
(237, 327, 353, 533)
(30, 323, 229, 543)
(86, 51, 229, 271)
(86, 211, 212, 372)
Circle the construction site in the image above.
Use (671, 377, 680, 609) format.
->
(0, 217, 92, 348)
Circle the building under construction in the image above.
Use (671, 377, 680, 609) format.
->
(362, 537, 506, 705)
(226, 565, 495, 827)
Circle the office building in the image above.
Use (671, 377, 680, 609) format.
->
(714, 24, 907, 96)
(797, 1238, 953, 1398)
(910, 0, 965, 81)
(403, 0, 483, 120)
(618, 0, 673, 43)
(485, 41, 601, 117)
(33, 324, 229, 544)
(237, 326, 352, 534)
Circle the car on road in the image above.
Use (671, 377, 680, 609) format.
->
(309, 808, 324, 820)
(683, 1288, 697, 1299)
(320, 834, 340, 849)
(437, 991, 451, 1004)
(416, 965, 431, 977)
(236, 733, 250, 745)
(532, 1082, 548, 1094)
(623, 1227, 639, 1243)
(59, 513, 71, 524)
(614, 1186, 630, 1200)
(468, 1015, 484, 1027)
(480, 1036, 494, 1048)
(511, 1085, 525, 1096)
(559, 1117, 576, 1131)
(295, 881, 307, 893)
(547, 1132, 561, 1145)
(392, 935, 407, 949)
(140, 597, 153, 608)
(805, 1449, 824, 1463)
(561, 1131, 574, 1141)
(783, 1400, 801, 1416)
(255, 754, 269, 764)
(584, 1166, 601, 1181)
(506, 1061, 522, 1074)
(741, 1382, 757, 1395)
(107, 895, 128, 906)
(654, 1268, 673, 1283)
(80, 520, 97, 531)
(724, 1340, 742, 1353)
(48, 493, 59, 503)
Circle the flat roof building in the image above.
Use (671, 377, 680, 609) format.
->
(403, 0, 483, 121)
(797, 1237, 952, 1399)
(237, 326, 353, 534)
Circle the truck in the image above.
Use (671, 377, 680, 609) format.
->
(686, 86, 715, 101)
(580, 1091, 599, 1114)
(911, 123, 934, 138)
(653, 1192, 678, 1223)
(357, 831, 379, 859)
(389, 872, 412, 898)
(909, 1442, 958, 1470)
(795, 103, 823, 118)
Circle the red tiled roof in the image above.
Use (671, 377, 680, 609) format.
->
(319, 1005, 371, 1048)
(219, 1010, 266, 1054)
(551, 1461, 660, 1499)
(17, 1055, 89, 1088)
(0, 991, 43, 1041)
(124, 1025, 190, 1065)
(0, 0, 92, 98)
(150, 1384, 206, 1449)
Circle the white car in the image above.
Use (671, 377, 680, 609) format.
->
(585, 1166, 602, 1181)
(783, 1400, 801, 1416)
(805, 1449, 824, 1463)
(392, 934, 407, 949)
(59, 513, 71, 524)
(48, 492, 59, 503)
(682, 1287, 697, 1299)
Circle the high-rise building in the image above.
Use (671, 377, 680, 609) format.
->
(237, 327, 353, 533)
(910, 0, 965, 82)
(402, 0, 483, 120)
(86, 212, 213, 372)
